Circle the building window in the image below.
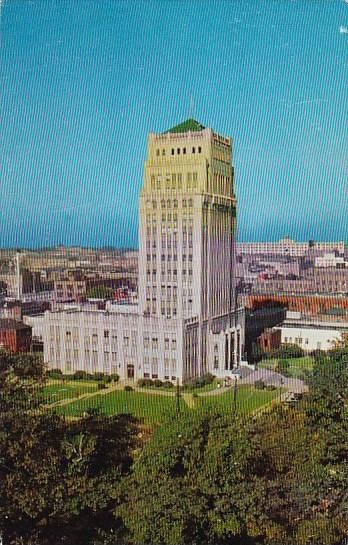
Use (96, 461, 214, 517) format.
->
(104, 330, 109, 339)
(198, 146, 202, 153)
(177, 148, 180, 155)
(156, 149, 160, 156)
(192, 147, 195, 154)
(171, 148, 174, 155)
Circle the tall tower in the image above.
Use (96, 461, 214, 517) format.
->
(138, 119, 240, 377)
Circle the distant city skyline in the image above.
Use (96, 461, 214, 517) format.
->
(1, 0, 347, 249)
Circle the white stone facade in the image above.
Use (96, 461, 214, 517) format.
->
(276, 320, 348, 352)
(43, 120, 245, 383)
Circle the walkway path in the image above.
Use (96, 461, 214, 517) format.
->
(43, 381, 122, 410)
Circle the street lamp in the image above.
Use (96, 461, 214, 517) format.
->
(176, 378, 181, 416)
(233, 377, 238, 412)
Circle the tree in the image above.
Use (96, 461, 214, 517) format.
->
(271, 344, 304, 359)
(119, 411, 285, 545)
(86, 286, 114, 299)
(0, 350, 139, 545)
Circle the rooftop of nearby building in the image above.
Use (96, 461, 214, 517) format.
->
(0, 318, 31, 331)
(278, 318, 348, 331)
(165, 118, 205, 134)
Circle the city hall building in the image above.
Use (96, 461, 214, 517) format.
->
(43, 119, 245, 383)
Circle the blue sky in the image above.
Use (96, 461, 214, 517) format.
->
(0, 0, 347, 248)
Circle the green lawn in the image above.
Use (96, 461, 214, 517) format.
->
(50, 384, 279, 424)
(40, 380, 99, 404)
(195, 385, 280, 416)
(53, 390, 187, 423)
(259, 356, 314, 379)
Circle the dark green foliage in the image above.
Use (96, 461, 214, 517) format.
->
(162, 380, 174, 389)
(270, 344, 304, 359)
(152, 379, 163, 388)
(124, 385, 133, 392)
(74, 370, 87, 380)
(47, 368, 63, 378)
(1, 347, 348, 544)
(94, 372, 106, 381)
(86, 285, 114, 299)
(276, 359, 290, 376)
(0, 350, 139, 545)
(183, 372, 215, 389)
(254, 380, 266, 390)
(137, 378, 153, 387)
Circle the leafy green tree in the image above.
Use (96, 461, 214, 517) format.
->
(86, 286, 114, 299)
(0, 350, 138, 545)
(120, 411, 285, 545)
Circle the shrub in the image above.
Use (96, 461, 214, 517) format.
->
(137, 378, 153, 387)
(49, 368, 62, 376)
(310, 349, 326, 362)
(183, 373, 215, 389)
(94, 372, 105, 381)
(74, 370, 87, 380)
(85, 407, 100, 416)
(162, 381, 174, 389)
(271, 344, 304, 359)
(266, 384, 276, 391)
(110, 373, 119, 382)
(277, 359, 290, 376)
(153, 379, 163, 388)
(47, 369, 63, 379)
(124, 385, 133, 392)
(254, 380, 266, 390)
(97, 382, 107, 390)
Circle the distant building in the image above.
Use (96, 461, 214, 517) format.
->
(53, 274, 136, 303)
(43, 119, 245, 383)
(257, 328, 281, 352)
(275, 317, 348, 352)
(245, 294, 348, 317)
(315, 253, 347, 268)
(0, 319, 32, 353)
(0, 301, 22, 321)
(237, 238, 345, 257)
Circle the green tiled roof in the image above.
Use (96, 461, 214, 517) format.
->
(166, 118, 205, 134)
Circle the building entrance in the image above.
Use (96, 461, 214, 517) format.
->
(127, 364, 134, 380)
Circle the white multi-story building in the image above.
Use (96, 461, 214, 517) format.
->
(314, 253, 347, 268)
(237, 238, 345, 257)
(276, 318, 348, 352)
(43, 119, 245, 383)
